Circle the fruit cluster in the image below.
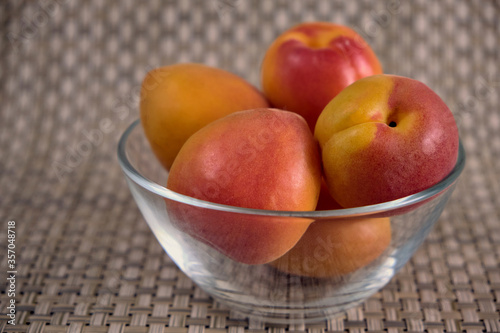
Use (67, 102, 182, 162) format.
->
(140, 22, 459, 277)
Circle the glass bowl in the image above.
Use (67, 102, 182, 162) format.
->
(117, 119, 465, 324)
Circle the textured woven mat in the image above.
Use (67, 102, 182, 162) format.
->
(1, 0, 499, 332)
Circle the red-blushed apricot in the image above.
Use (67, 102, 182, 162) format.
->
(140, 63, 269, 170)
(315, 74, 459, 208)
(270, 216, 392, 278)
(261, 22, 382, 130)
(166, 108, 322, 264)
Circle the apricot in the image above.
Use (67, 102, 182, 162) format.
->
(315, 74, 459, 208)
(270, 216, 392, 278)
(261, 22, 382, 130)
(166, 108, 322, 264)
(140, 63, 269, 170)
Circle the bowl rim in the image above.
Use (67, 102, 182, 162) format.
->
(117, 119, 466, 218)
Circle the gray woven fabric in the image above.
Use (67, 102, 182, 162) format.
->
(0, 0, 499, 332)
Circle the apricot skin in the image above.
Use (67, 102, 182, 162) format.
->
(166, 108, 322, 265)
(140, 63, 269, 170)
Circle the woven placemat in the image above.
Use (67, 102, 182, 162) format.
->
(0, 0, 499, 332)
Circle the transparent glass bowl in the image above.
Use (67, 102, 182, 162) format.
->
(117, 119, 465, 324)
